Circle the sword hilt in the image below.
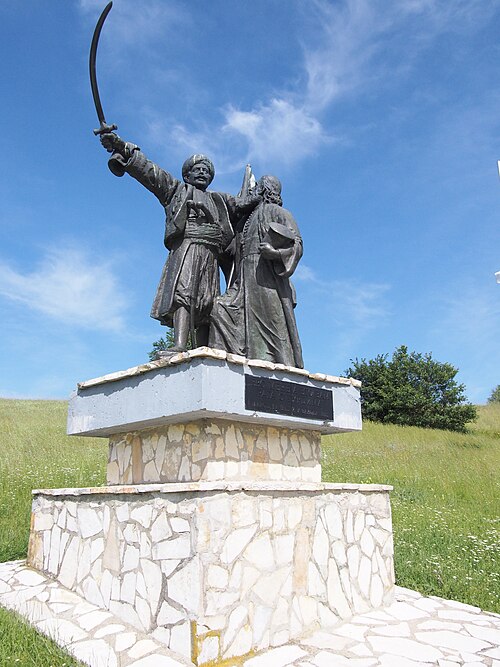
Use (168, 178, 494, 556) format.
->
(93, 121, 118, 136)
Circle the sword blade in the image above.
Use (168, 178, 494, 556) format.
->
(89, 1, 113, 129)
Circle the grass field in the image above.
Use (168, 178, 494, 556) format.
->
(0, 400, 106, 564)
(323, 403, 500, 613)
(0, 398, 498, 665)
(0, 605, 80, 667)
(0, 399, 104, 667)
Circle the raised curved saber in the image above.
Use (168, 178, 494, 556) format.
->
(89, 1, 118, 136)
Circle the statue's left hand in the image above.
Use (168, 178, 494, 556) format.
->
(259, 242, 280, 260)
(188, 201, 214, 222)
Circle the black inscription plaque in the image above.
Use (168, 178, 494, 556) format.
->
(245, 375, 334, 421)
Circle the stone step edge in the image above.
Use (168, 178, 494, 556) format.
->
(76, 346, 362, 390)
(32, 481, 393, 497)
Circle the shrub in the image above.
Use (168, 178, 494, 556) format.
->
(487, 385, 500, 404)
(345, 345, 477, 432)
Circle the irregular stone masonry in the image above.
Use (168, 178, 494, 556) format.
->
(0, 560, 191, 667)
(26, 482, 394, 663)
(107, 420, 322, 485)
(1, 561, 499, 667)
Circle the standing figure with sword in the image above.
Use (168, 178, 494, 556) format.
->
(90, 3, 260, 353)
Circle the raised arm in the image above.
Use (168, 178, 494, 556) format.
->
(100, 133, 179, 206)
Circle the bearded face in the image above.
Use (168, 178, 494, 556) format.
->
(257, 175, 282, 205)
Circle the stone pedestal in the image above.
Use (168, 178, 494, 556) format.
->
(28, 482, 394, 664)
(68, 348, 361, 486)
(107, 420, 322, 484)
(67, 348, 362, 439)
(27, 349, 394, 665)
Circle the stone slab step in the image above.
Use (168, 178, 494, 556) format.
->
(1, 560, 499, 667)
(0, 560, 191, 667)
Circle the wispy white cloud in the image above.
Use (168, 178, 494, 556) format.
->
(0, 247, 128, 333)
(79, 0, 186, 46)
(82, 0, 500, 168)
(294, 263, 390, 371)
(433, 283, 500, 350)
(150, 119, 243, 175)
(160, 100, 328, 172)
(302, 0, 500, 111)
(223, 100, 328, 167)
(294, 264, 317, 283)
(295, 263, 390, 327)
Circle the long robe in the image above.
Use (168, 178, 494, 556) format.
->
(108, 146, 256, 327)
(209, 202, 304, 368)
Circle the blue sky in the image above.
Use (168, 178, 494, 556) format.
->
(0, 0, 499, 403)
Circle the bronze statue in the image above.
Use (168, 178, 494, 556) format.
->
(90, 2, 304, 366)
(99, 136, 259, 352)
(210, 175, 304, 368)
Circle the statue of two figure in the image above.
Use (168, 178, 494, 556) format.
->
(99, 133, 304, 368)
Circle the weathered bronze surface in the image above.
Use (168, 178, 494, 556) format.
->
(100, 136, 260, 352)
(91, 4, 304, 367)
(210, 175, 304, 368)
(89, 2, 117, 137)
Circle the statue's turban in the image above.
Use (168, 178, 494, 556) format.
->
(182, 154, 215, 182)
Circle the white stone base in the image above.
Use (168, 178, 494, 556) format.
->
(27, 482, 394, 665)
(107, 419, 322, 485)
(2, 563, 500, 667)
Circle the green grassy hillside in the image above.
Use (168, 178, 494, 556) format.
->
(323, 403, 500, 612)
(0, 399, 498, 665)
(0, 399, 98, 665)
(0, 400, 106, 563)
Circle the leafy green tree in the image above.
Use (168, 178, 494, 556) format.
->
(148, 329, 174, 361)
(345, 345, 477, 432)
(148, 328, 193, 360)
(487, 385, 500, 403)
